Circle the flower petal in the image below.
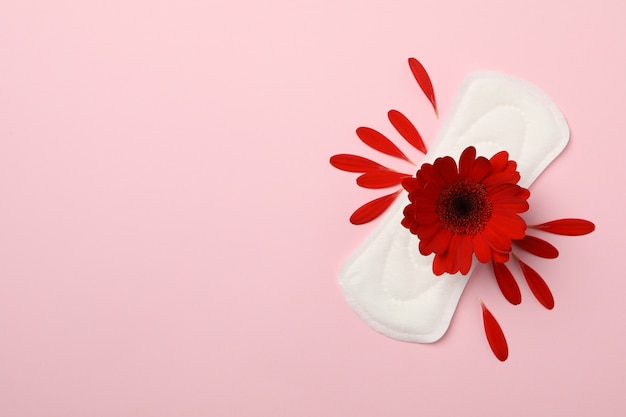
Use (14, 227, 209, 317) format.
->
(530, 219, 595, 236)
(491, 249, 510, 263)
(329, 154, 391, 173)
(468, 156, 491, 182)
(356, 127, 412, 163)
(517, 259, 554, 309)
(458, 234, 473, 274)
(488, 183, 526, 199)
(514, 235, 559, 259)
(417, 163, 446, 187)
(481, 224, 513, 253)
(492, 261, 521, 305)
(414, 210, 439, 224)
(402, 177, 422, 195)
(489, 150, 509, 172)
(408, 58, 438, 116)
(427, 228, 453, 254)
(388, 110, 427, 154)
(357, 171, 412, 189)
(481, 301, 509, 361)
(349, 190, 402, 225)
(458, 146, 476, 178)
(472, 233, 492, 263)
(416, 220, 443, 241)
(433, 156, 459, 183)
(488, 213, 527, 240)
(413, 190, 439, 207)
(518, 187, 530, 200)
(491, 199, 530, 213)
(446, 234, 461, 274)
(433, 252, 447, 276)
(482, 170, 521, 187)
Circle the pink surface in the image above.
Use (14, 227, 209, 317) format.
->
(1, 1, 624, 416)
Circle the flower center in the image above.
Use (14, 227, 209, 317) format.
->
(437, 178, 492, 235)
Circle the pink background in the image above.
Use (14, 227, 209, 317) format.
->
(1, 1, 625, 416)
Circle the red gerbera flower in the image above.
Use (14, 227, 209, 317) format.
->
(330, 57, 595, 362)
(401, 146, 530, 276)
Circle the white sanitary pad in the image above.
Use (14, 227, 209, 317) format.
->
(339, 71, 570, 343)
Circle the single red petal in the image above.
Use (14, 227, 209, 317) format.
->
(468, 156, 491, 182)
(518, 188, 530, 200)
(514, 235, 559, 259)
(356, 127, 412, 163)
(446, 234, 461, 274)
(530, 219, 595, 236)
(458, 146, 477, 178)
(416, 221, 443, 242)
(505, 160, 518, 172)
(408, 57, 438, 116)
(349, 190, 402, 225)
(433, 252, 447, 276)
(489, 150, 509, 172)
(489, 189, 530, 208)
(492, 261, 521, 305)
(491, 249, 510, 263)
(401, 177, 420, 193)
(329, 154, 391, 173)
(481, 170, 521, 187)
(492, 200, 530, 213)
(487, 183, 525, 199)
(481, 301, 509, 361)
(517, 258, 554, 310)
(357, 171, 412, 189)
(472, 233, 492, 263)
(433, 156, 459, 183)
(417, 163, 446, 187)
(388, 110, 428, 154)
(458, 234, 473, 275)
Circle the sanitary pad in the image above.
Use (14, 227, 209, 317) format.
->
(339, 71, 570, 343)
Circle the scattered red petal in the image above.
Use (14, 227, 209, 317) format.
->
(481, 301, 509, 361)
(492, 261, 521, 305)
(349, 190, 402, 225)
(356, 127, 413, 163)
(514, 235, 559, 259)
(329, 154, 391, 173)
(387, 110, 427, 154)
(517, 258, 554, 309)
(357, 171, 412, 189)
(408, 58, 438, 116)
(530, 219, 595, 236)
